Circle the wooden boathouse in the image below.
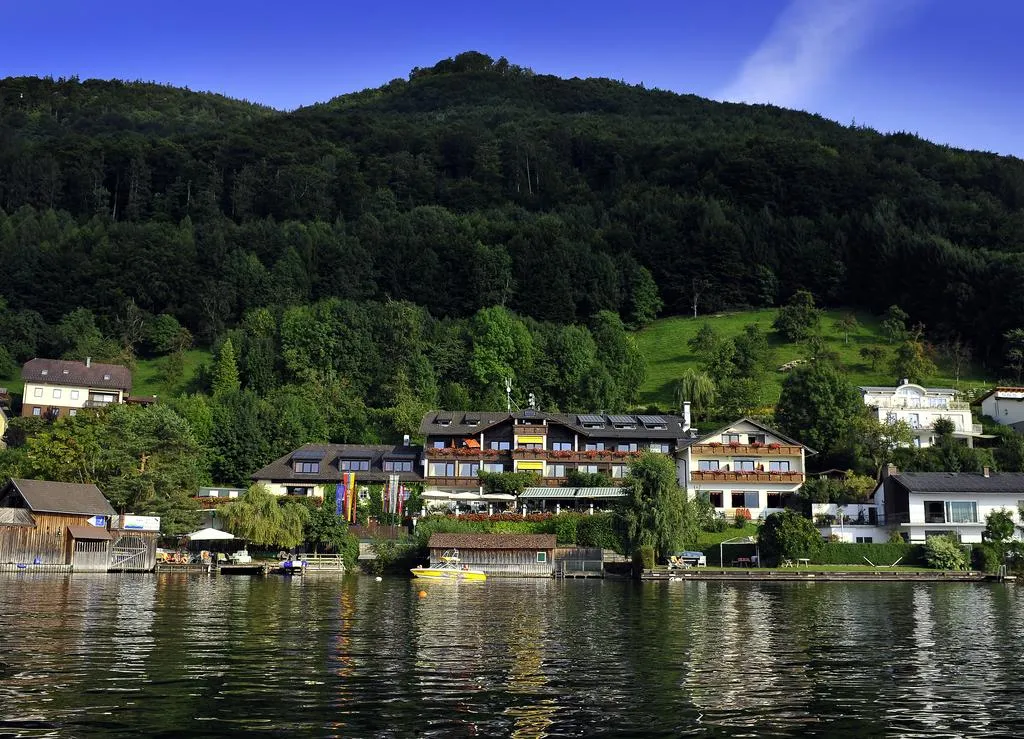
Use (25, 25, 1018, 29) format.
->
(427, 533, 557, 578)
(0, 478, 118, 572)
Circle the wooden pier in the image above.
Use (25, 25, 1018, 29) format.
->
(0, 563, 73, 574)
(641, 568, 989, 583)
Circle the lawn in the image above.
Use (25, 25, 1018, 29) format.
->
(0, 348, 212, 402)
(633, 308, 996, 409)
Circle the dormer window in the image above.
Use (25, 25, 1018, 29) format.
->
(339, 459, 370, 471)
(608, 414, 637, 429)
(40, 369, 48, 376)
(291, 449, 321, 474)
(436, 414, 452, 427)
(103, 373, 111, 381)
(464, 414, 480, 426)
(723, 433, 741, 444)
(63, 369, 70, 375)
(294, 461, 320, 474)
(638, 415, 667, 430)
(577, 414, 605, 429)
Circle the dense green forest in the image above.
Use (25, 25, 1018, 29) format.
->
(5, 51, 1024, 530)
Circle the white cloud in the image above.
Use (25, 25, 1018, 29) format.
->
(719, 0, 915, 108)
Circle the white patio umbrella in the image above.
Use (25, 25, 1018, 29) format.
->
(450, 491, 483, 501)
(421, 490, 452, 500)
(184, 527, 236, 541)
(482, 493, 516, 501)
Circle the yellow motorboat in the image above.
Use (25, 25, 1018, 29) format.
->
(411, 549, 487, 582)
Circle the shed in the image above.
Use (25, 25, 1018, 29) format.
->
(427, 533, 557, 578)
(0, 478, 117, 571)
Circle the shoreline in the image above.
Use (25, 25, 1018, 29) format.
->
(640, 568, 996, 582)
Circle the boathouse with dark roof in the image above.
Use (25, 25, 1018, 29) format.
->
(426, 533, 557, 578)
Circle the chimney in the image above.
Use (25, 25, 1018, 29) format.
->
(85, 356, 92, 368)
(901, 378, 908, 386)
(403, 434, 411, 447)
(983, 466, 990, 478)
(682, 402, 691, 431)
(882, 463, 897, 479)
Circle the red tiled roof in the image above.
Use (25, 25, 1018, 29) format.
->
(427, 533, 556, 550)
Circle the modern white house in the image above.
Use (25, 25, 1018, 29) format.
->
(683, 418, 814, 520)
(860, 380, 983, 448)
(977, 387, 1024, 429)
(873, 470, 1024, 544)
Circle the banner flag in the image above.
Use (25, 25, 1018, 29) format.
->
(335, 480, 345, 518)
(345, 472, 357, 523)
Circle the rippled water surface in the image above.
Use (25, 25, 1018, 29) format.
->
(2, 574, 1024, 737)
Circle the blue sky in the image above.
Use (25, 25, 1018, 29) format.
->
(3, 0, 1022, 156)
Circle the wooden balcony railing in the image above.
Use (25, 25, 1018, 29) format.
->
(514, 424, 548, 435)
(425, 447, 509, 460)
(511, 448, 643, 462)
(691, 443, 803, 456)
(690, 470, 805, 483)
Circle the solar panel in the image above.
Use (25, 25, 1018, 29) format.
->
(435, 414, 452, 424)
(463, 414, 480, 424)
(577, 414, 605, 425)
(291, 449, 322, 461)
(637, 415, 667, 425)
(607, 415, 636, 425)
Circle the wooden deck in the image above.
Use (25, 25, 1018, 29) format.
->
(0, 563, 73, 574)
(641, 568, 989, 582)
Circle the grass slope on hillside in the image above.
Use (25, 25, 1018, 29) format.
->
(634, 309, 995, 410)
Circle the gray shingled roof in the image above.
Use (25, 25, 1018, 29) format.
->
(693, 417, 816, 454)
(419, 410, 693, 440)
(22, 358, 132, 391)
(251, 444, 424, 484)
(8, 478, 116, 516)
(891, 472, 1024, 494)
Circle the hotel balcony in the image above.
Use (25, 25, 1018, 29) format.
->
(425, 447, 510, 461)
(690, 470, 805, 484)
(690, 443, 803, 456)
(511, 448, 642, 462)
(870, 399, 969, 411)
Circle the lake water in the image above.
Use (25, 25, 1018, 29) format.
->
(1, 574, 1023, 738)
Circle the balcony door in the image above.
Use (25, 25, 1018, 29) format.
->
(923, 500, 945, 524)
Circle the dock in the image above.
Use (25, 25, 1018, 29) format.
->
(0, 563, 73, 574)
(640, 568, 989, 582)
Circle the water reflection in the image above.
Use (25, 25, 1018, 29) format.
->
(3, 575, 1024, 737)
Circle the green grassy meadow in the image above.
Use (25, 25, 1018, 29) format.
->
(633, 308, 996, 410)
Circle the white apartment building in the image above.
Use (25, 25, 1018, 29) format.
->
(860, 380, 982, 448)
(21, 357, 132, 419)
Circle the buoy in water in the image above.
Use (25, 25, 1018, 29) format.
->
(418, 590, 427, 598)
(375, 576, 383, 582)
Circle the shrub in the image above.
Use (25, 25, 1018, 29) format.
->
(705, 516, 729, 533)
(972, 542, 1002, 573)
(576, 514, 623, 552)
(759, 510, 823, 565)
(634, 545, 655, 571)
(554, 513, 581, 545)
(812, 542, 925, 566)
(923, 535, 969, 570)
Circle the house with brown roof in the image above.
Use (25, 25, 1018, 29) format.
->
(21, 357, 132, 418)
(0, 478, 118, 571)
(426, 533, 557, 577)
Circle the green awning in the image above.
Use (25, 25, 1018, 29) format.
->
(519, 487, 627, 500)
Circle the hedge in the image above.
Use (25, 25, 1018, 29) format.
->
(413, 512, 621, 550)
(811, 543, 926, 566)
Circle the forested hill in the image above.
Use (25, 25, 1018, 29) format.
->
(3, 52, 1024, 367)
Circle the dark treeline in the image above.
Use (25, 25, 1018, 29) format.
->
(3, 51, 1024, 364)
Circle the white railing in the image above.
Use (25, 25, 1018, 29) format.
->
(870, 398, 969, 411)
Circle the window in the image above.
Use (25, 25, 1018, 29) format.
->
(611, 464, 626, 478)
(40, 369, 48, 376)
(358, 489, 370, 502)
(549, 464, 567, 477)
(735, 460, 755, 472)
(103, 373, 111, 381)
(731, 491, 758, 508)
(578, 465, 598, 474)
(518, 443, 543, 450)
(483, 462, 506, 473)
(766, 492, 789, 508)
(32, 407, 41, 416)
(285, 486, 312, 496)
(294, 461, 320, 474)
(52, 389, 62, 399)
(551, 442, 573, 451)
(768, 460, 791, 472)
(649, 442, 670, 453)
(458, 462, 479, 477)
(908, 413, 920, 429)
(923, 500, 945, 523)
(616, 443, 638, 452)
(429, 462, 456, 477)
(69, 409, 77, 416)
(856, 537, 874, 544)
(698, 460, 720, 471)
(945, 501, 978, 524)
(383, 460, 413, 472)
(536, 551, 547, 563)
(33, 388, 43, 398)
(584, 443, 605, 451)
(339, 459, 370, 471)
(431, 441, 446, 449)
(489, 441, 511, 450)
(747, 434, 766, 445)
(707, 491, 724, 508)
(723, 433, 741, 444)
(70, 390, 80, 400)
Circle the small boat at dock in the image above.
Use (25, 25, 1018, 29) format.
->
(411, 549, 486, 582)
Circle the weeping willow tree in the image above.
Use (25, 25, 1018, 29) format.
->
(218, 484, 310, 549)
(673, 368, 716, 421)
(617, 452, 692, 559)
